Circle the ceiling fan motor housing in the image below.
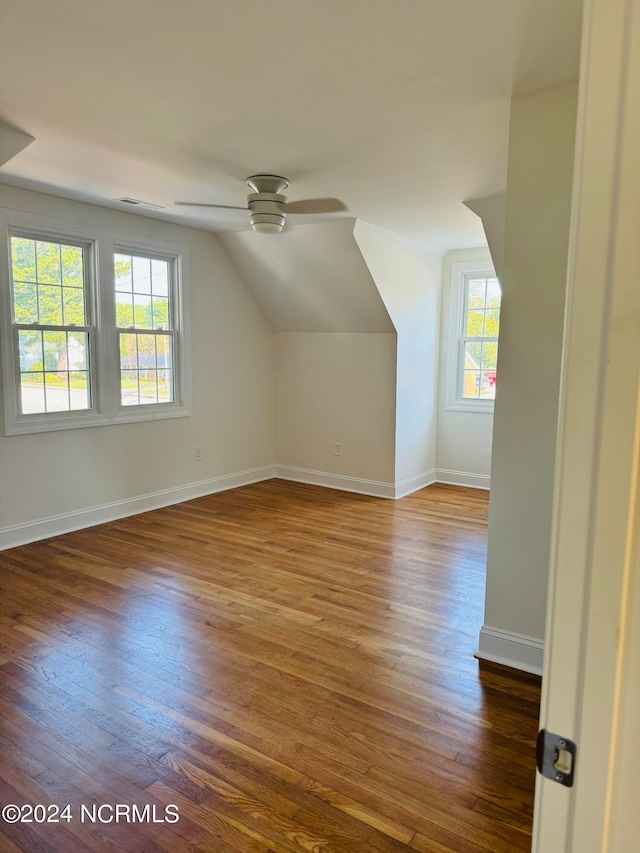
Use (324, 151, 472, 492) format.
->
(246, 175, 289, 233)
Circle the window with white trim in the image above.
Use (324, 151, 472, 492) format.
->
(446, 260, 501, 413)
(0, 211, 190, 435)
(11, 234, 94, 416)
(115, 251, 176, 407)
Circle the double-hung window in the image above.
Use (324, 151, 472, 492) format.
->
(115, 250, 176, 407)
(11, 233, 94, 418)
(0, 211, 190, 435)
(446, 260, 501, 413)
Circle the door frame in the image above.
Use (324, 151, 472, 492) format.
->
(533, 0, 640, 848)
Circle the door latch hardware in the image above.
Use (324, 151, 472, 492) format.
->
(536, 729, 576, 787)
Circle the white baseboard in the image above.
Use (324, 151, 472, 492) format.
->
(394, 469, 437, 498)
(275, 465, 440, 500)
(436, 468, 491, 490)
(274, 465, 396, 499)
(475, 625, 544, 675)
(1, 464, 489, 551)
(0, 465, 276, 551)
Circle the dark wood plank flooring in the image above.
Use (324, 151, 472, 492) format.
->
(0, 480, 540, 852)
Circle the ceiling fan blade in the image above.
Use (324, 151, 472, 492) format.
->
(283, 198, 347, 214)
(175, 202, 248, 211)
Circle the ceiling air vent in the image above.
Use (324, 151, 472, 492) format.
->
(115, 197, 164, 210)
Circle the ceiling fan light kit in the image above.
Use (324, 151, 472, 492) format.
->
(247, 194, 286, 232)
(176, 174, 346, 233)
(246, 175, 289, 233)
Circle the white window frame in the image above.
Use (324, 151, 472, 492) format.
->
(0, 210, 191, 435)
(445, 259, 500, 414)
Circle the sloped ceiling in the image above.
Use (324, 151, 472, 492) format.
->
(0, 121, 34, 169)
(219, 219, 394, 333)
(0, 0, 582, 250)
(465, 194, 507, 279)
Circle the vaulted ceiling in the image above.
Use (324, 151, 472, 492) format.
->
(0, 0, 582, 250)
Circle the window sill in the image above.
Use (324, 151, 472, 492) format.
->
(4, 405, 190, 436)
(114, 404, 191, 425)
(446, 400, 495, 414)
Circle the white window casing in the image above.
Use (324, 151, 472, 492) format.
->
(0, 210, 191, 435)
(445, 259, 500, 414)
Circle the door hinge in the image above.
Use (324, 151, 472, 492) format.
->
(536, 729, 577, 787)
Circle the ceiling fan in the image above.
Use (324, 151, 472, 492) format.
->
(176, 175, 347, 233)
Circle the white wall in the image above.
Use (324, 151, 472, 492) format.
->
(0, 185, 275, 546)
(219, 218, 400, 494)
(220, 219, 393, 332)
(436, 248, 495, 485)
(272, 221, 442, 497)
(274, 332, 397, 490)
(464, 194, 506, 279)
(479, 83, 578, 673)
(354, 223, 442, 487)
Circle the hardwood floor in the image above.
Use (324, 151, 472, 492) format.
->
(0, 480, 540, 852)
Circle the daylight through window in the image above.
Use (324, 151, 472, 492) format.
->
(115, 252, 175, 406)
(11, 235, 92, 415)
(446, 261, 501, 413)
(460, 274, 501, 401)
(1, 213, 189, 435)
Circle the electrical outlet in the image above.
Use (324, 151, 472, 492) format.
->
(334, 443, 342, 456)
(194, 447, 203, 462)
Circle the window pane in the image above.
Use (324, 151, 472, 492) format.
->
(466, 310, 485, 337)
(151, 296, 169, 329)
(14, 282, 38, 323)
(468, 278, 487, 308)
(464, 341, 482, 369)
(21, 372, 45, 414)
(151, 259, 169, 296)
(43, 330, 66, 371)
(120, 333, 137, 368)
(463, 370, 480, 398)
(36, 241, 62, 284)
(27, 324, 91, 410)
(481, 342, 498, 371)
(45, 372, 70, 412)
(120, 370, 139, 406)
(136, 333, 156, 364)
(157, 368, 173, 402)
(68, 331, 89, 371)
(486, 278, 501, 307)
(157, 337, 174, 402)
(116, 248, 174, 335)
(155, 333, 172, 367)
(139, 370, 158, 404)
(38, 285, 63, 325)
(19, 330, 43, 372)
(119, 332, 174, 406)
(69, 372, 90, 410)
(133, 293, 151, 328)
(11, 237, 36, 282)
(480, 371, 497, 399)
(62, 285, 85, 325)
(11, 236, 88, 334)
(115, 291, 134, 328)
(462, 343, 489, 399)
(485, 308, 500, 337)
(115, 254, 133, 292)
(132, 255, 152, 294)
(61, 246, 83, 286)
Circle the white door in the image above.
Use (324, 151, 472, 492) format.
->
(532, 0, 640, 849)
